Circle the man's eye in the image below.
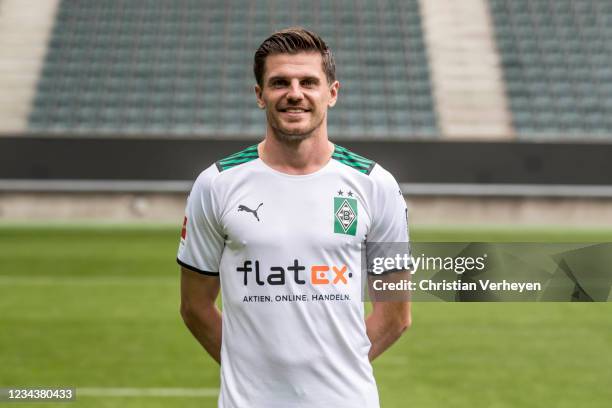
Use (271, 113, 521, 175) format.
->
(271, 81, 287, 88)
(302, 80, 315, 86)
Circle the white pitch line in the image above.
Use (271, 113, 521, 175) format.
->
(0, 276, 176, 286)
(77, 387, 218, 397)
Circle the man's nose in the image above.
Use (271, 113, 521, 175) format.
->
(286, 80, 304, 102)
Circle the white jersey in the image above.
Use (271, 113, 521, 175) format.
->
(177, 144, 409, 408)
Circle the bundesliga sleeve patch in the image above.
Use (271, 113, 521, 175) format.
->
(181, 216, 187, 240)
(334, 195, 358, 236)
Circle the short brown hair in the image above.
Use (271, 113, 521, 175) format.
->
(253, 27, 336, 87)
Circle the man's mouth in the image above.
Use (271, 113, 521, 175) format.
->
(278, 108, 311, 113)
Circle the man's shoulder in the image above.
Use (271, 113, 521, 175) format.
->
(215, 144, 260, 173)
(192, 144, 260, 192)
(331, 145, 400, 193)
(331, 144, 377, 176)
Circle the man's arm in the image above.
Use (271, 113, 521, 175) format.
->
(180, 267, 222, 364)
(365, 270, 412, 361)
(366, 301, 411, 361)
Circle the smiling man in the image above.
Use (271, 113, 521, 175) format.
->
(178, 28, 411, 408)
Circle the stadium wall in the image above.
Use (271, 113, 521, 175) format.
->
(3, 137, 612, 185)
(2, 136, 612, 225)
(2, 192, 612, 227)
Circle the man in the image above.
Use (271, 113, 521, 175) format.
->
(178, 27, 411, 408)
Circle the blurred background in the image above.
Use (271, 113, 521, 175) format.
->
(1, 0, 611, 225)
(0, 1, 611, 407)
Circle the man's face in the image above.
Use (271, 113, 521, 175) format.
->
(255, 52, 339, 141)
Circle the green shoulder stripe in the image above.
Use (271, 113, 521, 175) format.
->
(216, 145, 259, 172)
(332, 145, 376, 175)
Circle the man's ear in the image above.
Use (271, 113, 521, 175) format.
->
(328, 80, 340, 108)
(255, 84, 265, 109)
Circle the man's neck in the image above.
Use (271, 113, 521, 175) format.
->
(259, 128, 334, 175)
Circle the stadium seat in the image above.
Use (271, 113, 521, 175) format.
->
(28, 0, 438, 138)
(489, 0, 612, 139)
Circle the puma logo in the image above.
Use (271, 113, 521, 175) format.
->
(238, 203, 263, 222)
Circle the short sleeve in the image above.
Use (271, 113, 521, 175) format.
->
(366, 165, 411, 274)
(368, 165, 410, 244)
(176, 165, 225, 276)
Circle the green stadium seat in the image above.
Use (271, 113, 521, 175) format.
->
(489, 0, 612, 139)
(29, 0, 437, 138)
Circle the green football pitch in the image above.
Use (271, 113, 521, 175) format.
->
(1, 225, 611, 408)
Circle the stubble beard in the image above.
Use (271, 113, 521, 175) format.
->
(268, 112, 326, 144)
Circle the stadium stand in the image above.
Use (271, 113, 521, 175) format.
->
(489, 0, 612, 139)
(28, 0, 438, 139)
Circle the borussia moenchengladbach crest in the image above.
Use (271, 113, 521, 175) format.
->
(334, 195, 358, 236)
